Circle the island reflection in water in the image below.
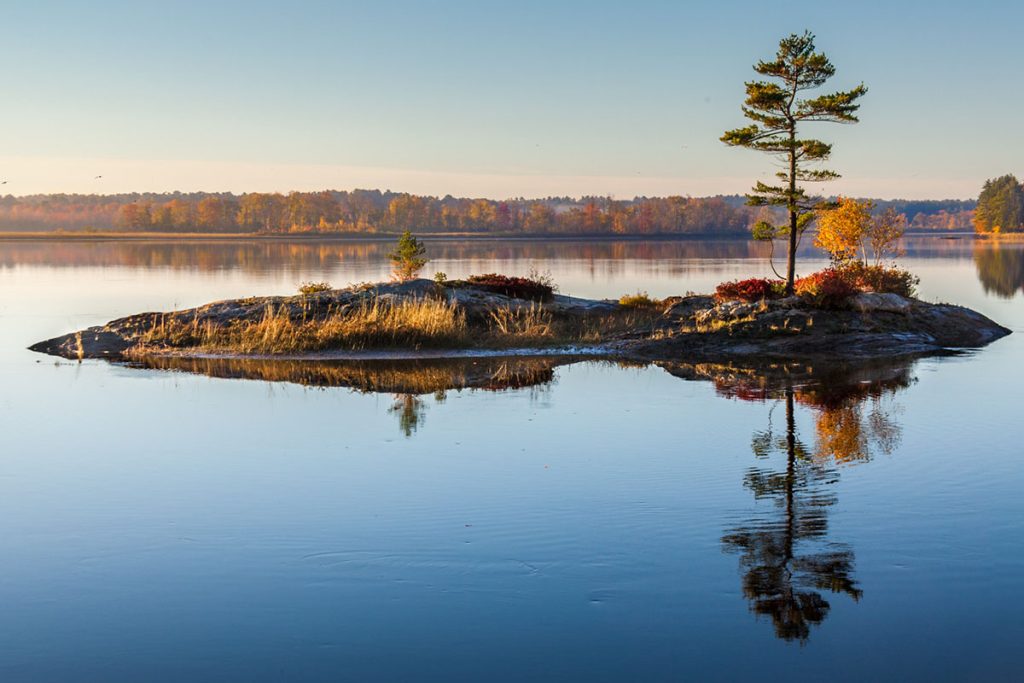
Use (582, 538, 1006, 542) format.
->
(130, 355, 572, 436)
(669, 360, 913, 641)
(130, 353, 916, 639)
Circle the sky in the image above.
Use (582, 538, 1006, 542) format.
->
(0, 0, 1020, 200)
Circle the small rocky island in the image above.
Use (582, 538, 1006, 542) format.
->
(30, 277, 1011, 363)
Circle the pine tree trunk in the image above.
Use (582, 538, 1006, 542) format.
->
(787, 131, 798, 295)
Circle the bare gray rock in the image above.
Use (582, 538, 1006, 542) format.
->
(850, 292, 913, 314)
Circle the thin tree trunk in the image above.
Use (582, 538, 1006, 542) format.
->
(787, 130, 798, 294)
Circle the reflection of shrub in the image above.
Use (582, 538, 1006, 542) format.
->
(795, 269, 860, 308)
(465, 273, 555, 301)
(619, 291, 663, 308)
(715, 278, 786, 302)
(298, 281, 332, 295)
(839, 263, 919, 297)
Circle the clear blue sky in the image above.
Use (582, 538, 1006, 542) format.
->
(1, 0, 1019, 199)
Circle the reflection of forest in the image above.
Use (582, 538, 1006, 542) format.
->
(667, 359, 914, 641)
(1, 236, 982, 285)
(974, 243, 1024, 298)
(0, 239, 777, 273)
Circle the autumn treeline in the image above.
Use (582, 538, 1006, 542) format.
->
(0, 190, 975, 234)
(116, 192, 759, 235)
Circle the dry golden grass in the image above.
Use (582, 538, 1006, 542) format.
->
(487, 303, 553, 343)
(237, 298, 466, 353)
(133, 296, 664, 355)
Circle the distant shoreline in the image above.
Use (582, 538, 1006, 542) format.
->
(0, 230, 990, 242)
(973, 232, 1024, 242)
(0, 230, 760, 242)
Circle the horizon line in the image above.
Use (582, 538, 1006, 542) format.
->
(0, 156, 986, 202)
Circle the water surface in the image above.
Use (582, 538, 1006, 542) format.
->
(0, 237, 1021, 681)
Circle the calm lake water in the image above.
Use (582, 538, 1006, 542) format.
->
(0, 237, 1022, 682)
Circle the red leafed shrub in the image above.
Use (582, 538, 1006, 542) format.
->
(715, 278, 786, 302)
(715, 379, 769, 402)
(465, 274, 555, 301)
(794, 269, 861, 308)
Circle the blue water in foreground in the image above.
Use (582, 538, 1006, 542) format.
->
(0, 238, 1021, 681)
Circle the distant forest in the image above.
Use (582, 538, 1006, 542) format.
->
(0, 190, 976, 235)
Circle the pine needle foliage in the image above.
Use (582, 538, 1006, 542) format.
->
(389, 230, 428, 281)
(722, 31, 867, 293)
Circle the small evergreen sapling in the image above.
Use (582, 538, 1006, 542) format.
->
(389, 230, 428, 282)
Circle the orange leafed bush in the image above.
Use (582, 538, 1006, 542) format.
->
(815, 197, 907, 266)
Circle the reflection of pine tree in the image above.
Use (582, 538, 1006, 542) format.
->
(389, 394, 425, 437)
(723, 387, 862, 642)
(663, 358, 913, 639)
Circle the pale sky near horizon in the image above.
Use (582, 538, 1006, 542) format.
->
(1, 1, 1020, 200)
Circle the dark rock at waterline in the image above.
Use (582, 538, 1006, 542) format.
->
(629, 294, 1012, 361)
(29, 328, 133, 358)
(29, 279, 1011, 363)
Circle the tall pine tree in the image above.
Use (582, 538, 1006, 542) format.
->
(722, 31, 867, 293)
(974, 175, 1024, 234)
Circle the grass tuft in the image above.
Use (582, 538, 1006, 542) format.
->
(298, 281, 332, 295)
(619, 291, 664, 308)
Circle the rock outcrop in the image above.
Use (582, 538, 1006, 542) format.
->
(29, 279, 1011, 363)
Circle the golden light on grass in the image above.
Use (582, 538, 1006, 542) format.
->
(131, 295, 662, 355)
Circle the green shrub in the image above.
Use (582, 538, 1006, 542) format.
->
(298, 281, 332, 295)
(619, 291, 663, 308)
(389, 230, 428, 281)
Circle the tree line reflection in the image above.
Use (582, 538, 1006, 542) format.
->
(0, 239, 773, 272)
(6, 237, 1020, 300)
(974, 242, 1024, 298)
